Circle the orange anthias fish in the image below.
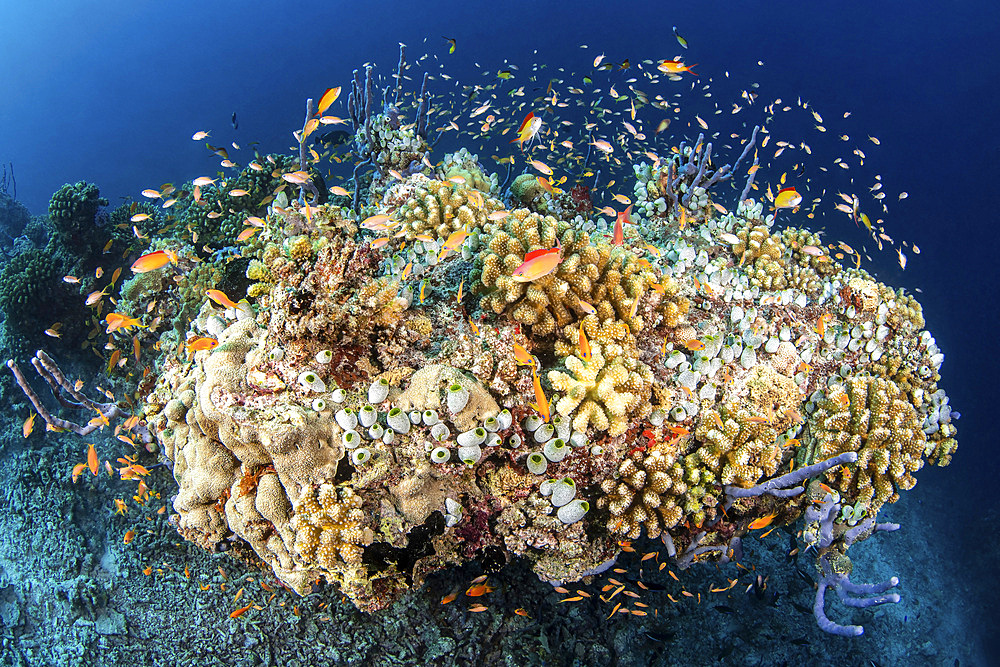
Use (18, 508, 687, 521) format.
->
(513, 342, 535, 367)
(511, 240, 562, 282)
(466, 582, 496, 597)
(206, 289, 239, 310)
(611, 205, 632, 246)
(229, 603, 254, 618)
(773, 186, 803, 211)
(87, 443, 100, 475)
(22, 413, 35, 438)
(685, 339, 705, 351)
(438, 228, 470, 259)
(316, 86, 341, 115)
(814, 312, 834, 337)
(105, 312, 145, 334)
(131, 249, 178, 273)
(529, 366, 550, 423)
(579, 326, 592, 362)
(185, 336, 219, 352)
(510, 111, 543, 150)
(748, 512, 778, 530)
(658, 60, 697, 76)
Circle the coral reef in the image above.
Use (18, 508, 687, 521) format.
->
(8, 56, 958, 643)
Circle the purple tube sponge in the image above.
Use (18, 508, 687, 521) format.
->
(724, 451, 857, 507)
(813, 546, 901, 636)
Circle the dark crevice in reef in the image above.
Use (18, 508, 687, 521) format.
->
(363, 512, 446, 584)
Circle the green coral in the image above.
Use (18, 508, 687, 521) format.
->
(0, 248, 74, 358)
(47, 181, 108, 258)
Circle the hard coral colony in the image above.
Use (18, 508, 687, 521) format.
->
(8, 45, 957, 637)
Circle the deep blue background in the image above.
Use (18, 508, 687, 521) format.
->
(1, 0, 996, 516)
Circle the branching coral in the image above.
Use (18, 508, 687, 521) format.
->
(472, 209, 655, 335)
(807, 376, 928, 516)
(394, 175, 500, 241)
(548, 327, 653, 436)
(598, 439, 688, 539)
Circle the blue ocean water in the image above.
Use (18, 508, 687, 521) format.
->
(0, 1, 996, 665)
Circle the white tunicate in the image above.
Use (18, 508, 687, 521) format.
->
(794, 293, 808, 308)
(298, 371, 326, 393)
(743, 332, 763, 349)
(533, 423, 555, 444)
(368, 378, 390, 404)
(342, 430, 361, 449)
(422, 410, 439, 426)
(268, 347, 284, 362)
(720, 345, 735, 364)
(445, 498, 462, 515)
(485, 433, 502, 447)
(458, 428, 487, 447)
(539, 479, 556, 497)
(871, 347, 883, 362)
(557, 499, 589, 524)
(552, 416, 571, 441)
(335, 408, 358, 431)
(570, 431, 587, 448)
(316, 349, 333, 364)
(590, 445, 604, 456)
(670, 405, 687, 422)
(458, 444, 482, 465)
(483, 416, 500, 433)
(446, 383, 470, 413)
(698, 384, 717, 401)
(740, 347, 757, 369)
(508, 433, 522, 448)
(430, 422, 451, 442)
(836, 333, 850, 350)
(526, 453, 548, 475)
(731, 305, 745, 324)
(666, 350, 686, 369)
(311, 398, 328, 412)
(550, 478, 577, 507)
(678, 370, 700, 390)
(524, 415, 542, 432)
(359, 405, 377, 428)
(543, 438, 568, 462)
(386, 408, 410, 434)
(350, 448, 371, 465)
(205, 316, 226, 337)
(381, 430, 395, 445)
(848, 338, 862, 352)
(764, 337, 780, 354)
(368, 424, 384, 440)
(409, 410, 422, 425)
(649, 409, 665, 426)
(865, 339, 878, 353)
(332, 388, 347, 404)
(496, 409, 512, 430)
(876, 325, 890, 341)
